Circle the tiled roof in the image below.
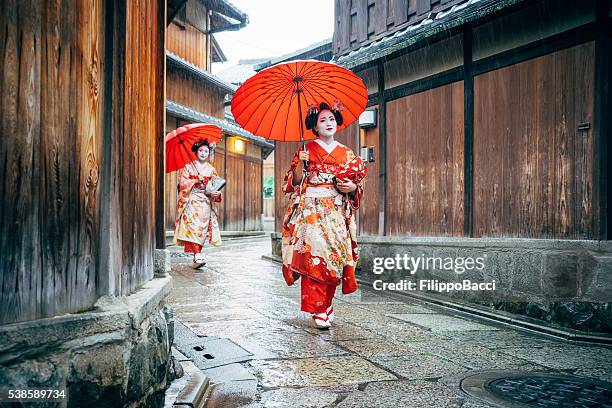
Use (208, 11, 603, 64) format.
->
(166, 51, 238, 94)
(167, 100, 274, 150)
(216, 63, 260, 86)
(335, 0, 526, 69)
(254, 38, 333, 71)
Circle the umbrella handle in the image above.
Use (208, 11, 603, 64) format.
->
(301, 143, 309, 174)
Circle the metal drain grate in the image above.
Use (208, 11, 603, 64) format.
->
(461, 371, 612, 407)
(174, 321, 253, 370)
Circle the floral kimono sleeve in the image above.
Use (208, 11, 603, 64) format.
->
(349, 180, 364, 210)
(178, 166, 197, 195)
(337, 150, 367, 210)
(211, 166, 222, 203)
(282, 149, 302, 194)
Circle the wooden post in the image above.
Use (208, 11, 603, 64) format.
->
(155, 0, 167, 249)
(594, 0, 610, 240)
(377, 60, 387, 235)
(99, 0, 126, 296)
(463, 25, 474, 237)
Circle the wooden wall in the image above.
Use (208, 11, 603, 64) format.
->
(167, 69, 226, 117)
(167, 17, 208, 70)
(0, 0, 105, 324)
(225, 152, 246, 230)
(213, 143, 227, 229)
(474, 42, 596, 239)
(333, 0, 467, 56)
(386, 81, 465, 236)
(245, 144, 263, 231)
(0, 0, 164, 324)
(107, 0, 164, 296)
(274, 141, 302, 233)
(359, 119, 380, 235)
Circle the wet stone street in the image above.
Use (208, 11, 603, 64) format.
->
(164, 236, 612, 408)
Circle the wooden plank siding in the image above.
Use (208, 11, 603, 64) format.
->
(0, 0, 164, 324)
(225, 152, 246, 230)
(0, 0, 105, 324)
(167, 17, 208, 70)
(385, 81, 465, 236)
(108, 0, 164, 296)
(334, 0, 466, 56)
(359, 119, 380, 235)
(167, 69, 226, 117)
(274, 141, 302, 233)
(473, 42, 596, 239)
(213, 144, 227, 229)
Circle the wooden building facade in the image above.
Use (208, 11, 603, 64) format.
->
(165, 0, 273, 234)
(328, 0, 611, 241)
(0, 0, 165, 322)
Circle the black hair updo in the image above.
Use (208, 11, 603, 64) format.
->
(305, 102, 344, 136)
(191, 139, 210, 153)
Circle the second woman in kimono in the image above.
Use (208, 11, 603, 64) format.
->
(174, 139, 222, 268)
(281, 102, 367, 329)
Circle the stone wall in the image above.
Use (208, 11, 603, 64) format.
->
(270, 233, 612, 333)
(0, 277, 174, 407)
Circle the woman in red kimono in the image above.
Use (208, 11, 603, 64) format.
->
(174, 139, 222, 268)
(282, 102, 366, 329)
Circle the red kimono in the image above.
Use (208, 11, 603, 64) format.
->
(281, 140, 366, 313)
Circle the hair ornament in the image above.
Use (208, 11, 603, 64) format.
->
(332, 99, 345, 112)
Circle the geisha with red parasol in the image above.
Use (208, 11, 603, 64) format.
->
(232, 61, 368, 329)
(165, 123, 224, 269)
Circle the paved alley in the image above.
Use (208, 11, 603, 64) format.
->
(165, 236, 612, 408)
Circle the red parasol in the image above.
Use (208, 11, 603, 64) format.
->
(231, 60, 367, 148)
(165, 123, 222, 173)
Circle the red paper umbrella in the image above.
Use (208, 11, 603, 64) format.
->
(231, 60, 367, 148)
(165, 123, 222, 173)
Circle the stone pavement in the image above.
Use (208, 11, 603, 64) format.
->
(165, 236, 612, 407)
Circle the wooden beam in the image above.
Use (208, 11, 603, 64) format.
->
(463, 26, 474, 237)
(156, 0, 167, 249)
(384, 67, 463, 102)
(474, 22, 597, 77)
(594, 1, 611, 239)
(98, 0, 126, 296)
(377, 60, 387, 235)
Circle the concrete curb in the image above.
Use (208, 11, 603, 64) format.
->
(174, 369, 210, 408)
(261, 254, 282, 264)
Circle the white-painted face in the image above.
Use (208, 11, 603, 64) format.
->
(197, 145, 210, 161)
(315, 110, 337, 138)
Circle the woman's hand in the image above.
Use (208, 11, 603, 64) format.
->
(298, 150, 309, 162)
(336, 179, 357, 193)
(209, 191, 221, 198)
(292, 150, 309, 185)
(197, 174, 206, 181)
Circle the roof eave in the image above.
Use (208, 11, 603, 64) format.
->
(166, 51, 237, 94)
(335, 0, 528, 70)
(166, 100, 275, 150)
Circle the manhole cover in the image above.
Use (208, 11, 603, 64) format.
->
(461, 371, 612, 407)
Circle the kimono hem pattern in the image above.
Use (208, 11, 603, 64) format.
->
(281, 141, 366, 312)
(174, 162, 222, 250)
